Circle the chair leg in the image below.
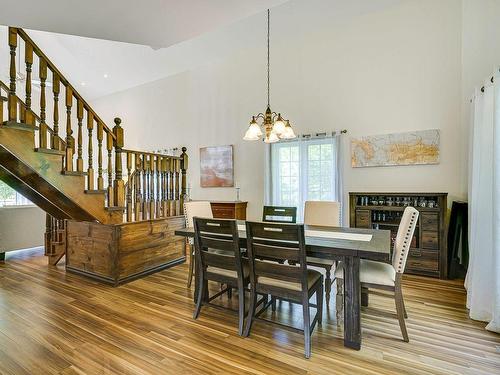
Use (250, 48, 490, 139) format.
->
(395, 286, 409, 342)
(244, 289, 257, 337)
(401, 295, 408, 319)
(271, 296, 277, 312)
(193, 276, 206, 319)
(325, 266, 332, 306)
(238, 285, 245, 336)
(227, 287, 232, 299)
(302, 296, 311, 358)
(187, 243, 194, 288)
(336, 278, 344, 325)
(317, 278, 323, 326)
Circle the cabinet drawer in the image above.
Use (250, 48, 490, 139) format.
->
(212, 207, 235, 219)
(355, 209, 370, 228)
(421, 231, 439, 250)
(421, 213, 439, 231)
(406, 249, 439, 271)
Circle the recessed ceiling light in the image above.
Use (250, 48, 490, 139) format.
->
(81, 82, 86, 86)
(103, 74, 108, 78)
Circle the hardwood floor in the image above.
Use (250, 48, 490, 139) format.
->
(0, 248, 499, 375)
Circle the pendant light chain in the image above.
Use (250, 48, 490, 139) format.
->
(267, 9, 270, 108)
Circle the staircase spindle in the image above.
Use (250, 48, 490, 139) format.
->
(39, 59, 48, 148)
(156, 156, 161, 217)
(87, 111, 94, 190)
(180, 147, 188, 210)
(143, 154, 149, 220)
(24, 42, 34, 125)
(169, 158, 174, 216)
(76, 99, 84, 172)
(113, 118, 125, 207)
(149, 155, 155, 218)
(65, 86, 74, 171)
(52, 73, 61, 150)
(126, 152, 133, 222)
(174, 159, 180, 215)
(134, 153, 142, 221)
(8, 27, 17, 122)
(161, 157, 168, 217)
(106, 131, 114, 206)
(97, 122, 104, 190)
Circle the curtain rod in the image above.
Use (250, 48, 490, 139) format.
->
(480, 76, 494, 93)
(300, 129, 347, 139)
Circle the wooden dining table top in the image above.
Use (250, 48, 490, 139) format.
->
(175, 221, 391, 262)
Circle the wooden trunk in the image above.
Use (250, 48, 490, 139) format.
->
(210, 201, 248, 220)
(65, 216, 186, 286)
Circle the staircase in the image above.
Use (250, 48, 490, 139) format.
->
(0, 27, 188, 266)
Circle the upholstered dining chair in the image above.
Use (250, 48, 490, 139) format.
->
(192, 217, 249, 336)
(304, 201, 341, 306)
(244, 221, 323, 358)
(334, 206, 419, 342)
(184, 201, 213, 287)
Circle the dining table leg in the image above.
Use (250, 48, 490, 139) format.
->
(343, 255, 361, 350)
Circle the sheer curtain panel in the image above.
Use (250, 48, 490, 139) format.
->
(467, 68, 500, 333)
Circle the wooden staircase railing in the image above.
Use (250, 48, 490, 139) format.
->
(0, 27, 188, 227)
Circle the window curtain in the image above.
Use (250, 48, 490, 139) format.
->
(467, 68, 500, 333)
(264, 132, 344, 223)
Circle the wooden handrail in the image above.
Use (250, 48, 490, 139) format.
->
(15, 28, 116, 140)
(121, 148, 182, 160)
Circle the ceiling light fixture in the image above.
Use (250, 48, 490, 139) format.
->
(103, 74, 109, 78)
(243, 9, 296, 143)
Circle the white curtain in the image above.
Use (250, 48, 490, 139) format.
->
(467, 68, 500, 333)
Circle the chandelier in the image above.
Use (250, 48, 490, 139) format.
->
(243, 9, 296, 143)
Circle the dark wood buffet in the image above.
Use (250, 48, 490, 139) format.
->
(349, 192, 448, 278)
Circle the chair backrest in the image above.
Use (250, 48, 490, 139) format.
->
(245, 221, 308, 291)
(193, 217, 244, 280)
(303, 201, 341, 227)
(392, 207, 419, 274)
(184, 201, 213, 228)
(262, 206, 297, 223)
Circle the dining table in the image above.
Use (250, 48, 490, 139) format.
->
(175, 222, 391, 350)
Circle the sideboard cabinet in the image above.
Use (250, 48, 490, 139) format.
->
(349, 192, 447, 279)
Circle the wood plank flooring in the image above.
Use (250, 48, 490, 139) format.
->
(0, 247, 499, 375)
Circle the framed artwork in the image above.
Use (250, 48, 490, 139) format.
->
(200, 145, 234, 187)
(351, 129, 440, 167)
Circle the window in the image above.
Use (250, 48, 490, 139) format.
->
(0, 181, 33, 206)
(268, 136, 340, 221)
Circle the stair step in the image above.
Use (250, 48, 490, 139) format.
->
(3, 121, 39, 131)
(62, 170, 87, 176)
(35, 147, 65, 156)
(85, 189, 106, 195)
(106, 206, 126, 212)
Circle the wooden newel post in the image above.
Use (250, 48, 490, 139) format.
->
(8, 27, 18, 123)
(180, 147, 188, 210)
(113, 117, 125, 207)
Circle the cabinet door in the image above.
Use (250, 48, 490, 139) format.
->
(355, 209, 371, 228)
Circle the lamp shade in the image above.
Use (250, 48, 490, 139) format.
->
(281, 120, 296, 139)
(273, 114, 286, 135)
(264, 132, 279, 143)
(243, 119, 263, 140)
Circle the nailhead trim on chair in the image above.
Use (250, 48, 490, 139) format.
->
(395, 210, 418, 273)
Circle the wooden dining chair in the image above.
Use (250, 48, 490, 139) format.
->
(193, 217, 249, 336)
(334, 206, 419, 342)
(262, 206, 297, 223)
(304, 200, 340, 306)
(244, 221, 323, 358)
(184, 201, 213, 288)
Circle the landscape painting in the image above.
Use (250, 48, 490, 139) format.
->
(200, 145, 234, 187)
(351, 129, 440, 167)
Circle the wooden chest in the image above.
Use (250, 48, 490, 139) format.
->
(210, 201, 248, 220)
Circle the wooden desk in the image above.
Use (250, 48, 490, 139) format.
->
(175, 223, 390, 350)
(210, 201, 247, 220)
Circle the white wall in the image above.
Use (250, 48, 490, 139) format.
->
(92, 0, 490, 221)
(0, 206, 45, 252)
